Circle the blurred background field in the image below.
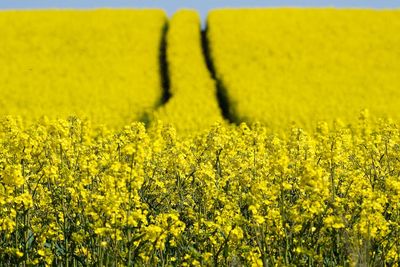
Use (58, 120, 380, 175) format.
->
(0, 10, 166, 128)
(0, 8, 399, 132)
(207, 9, 400, 129)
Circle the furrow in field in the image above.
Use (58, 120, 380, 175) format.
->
(152, 10, 225, 133)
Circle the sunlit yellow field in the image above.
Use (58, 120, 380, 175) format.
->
(0, 10, 166, 127)
(1, 8, 400, 266)
(207, 9, 400, 129)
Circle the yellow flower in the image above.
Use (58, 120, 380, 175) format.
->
(37, 249, 46, 256)
(1, 165, 24, 187)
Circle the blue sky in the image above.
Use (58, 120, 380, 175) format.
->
(0, 0, 398, 19)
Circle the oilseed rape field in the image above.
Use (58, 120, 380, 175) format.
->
(0, 10, 166, 128)
(207, 9, 400, 130)
(1, 8, 400, 267)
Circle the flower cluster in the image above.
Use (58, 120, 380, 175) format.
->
(1, 114, 400, 266)
(207, 9, 400, 129)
